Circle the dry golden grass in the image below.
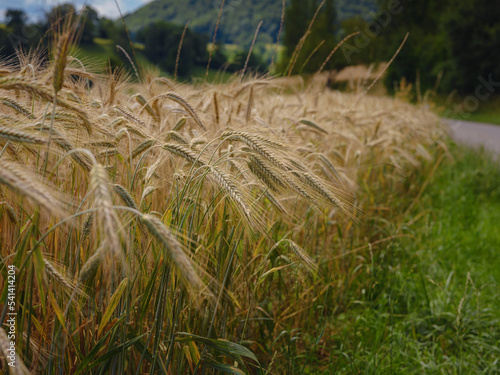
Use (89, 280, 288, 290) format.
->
(0, 47, 447, 373)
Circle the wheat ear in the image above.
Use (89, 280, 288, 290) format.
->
(0, 201, 18, 224)
(113, 105, 147, 128)
(141, 214, 205, 292)
(0, 160, 66, 217)
(90, 163, 122, 258)
(0, 77, 92, 134)
(165, 131, 188, 144)
(0, 125, 47, 145)
(221, 130, 289, 171)
(162, 143, 252, 219)
(53, 31, 72, 93)
(78, 246, 105, 282)
(132, 139, 155, 159)
(248, 154, 286, 191)
(154, 92, 206, 130)
(0, 96, 35, 118)
(113, 184, 139, 210)
(32, 124, 92, 171)
(134, 93, 159, 121)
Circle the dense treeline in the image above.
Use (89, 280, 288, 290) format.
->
(281, 0, 339, 74)
(0, 5, 131, 70)
(280, 0, 500, 96)
(0, 4, 266, 78)
(137, 21, 265, 76)
(124, 0, 377, 53)
(3, 0, 498, 92)
(345, 0, 500, 95)
(136, 21, 209, 77)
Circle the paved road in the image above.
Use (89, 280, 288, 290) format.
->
(446, 119, 500, 155)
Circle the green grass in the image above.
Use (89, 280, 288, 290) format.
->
(434, 95, 500, 125)
(304, 145, 500, 373)
(77, 38, 236, 83)
(457, 111, 500, 125)
(189, 66, 236, 84)
(76, 38, 154, 74)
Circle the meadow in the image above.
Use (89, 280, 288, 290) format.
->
(2, 25, 493, 374)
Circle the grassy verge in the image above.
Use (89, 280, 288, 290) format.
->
(457, 112, 500, 125)
(432, 94, 500, 125)
(77, 38, 236, 83)
(318, 145, 500, 373)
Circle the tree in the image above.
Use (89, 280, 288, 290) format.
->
(137, 21, 208, 77)
(376, 0, 500, 96)
(209, 42, 229, 71)
(228, 50, 265, 74)
(281, 0, 338, 74)
(80, 6, 99, 45)
(283, 0, 310, 55)
(5, 9, 27, 35)
(445, 0, 500, 93)
(98, 17, 117, 39)
(376, 0, 452, 95)
(45, 3, 76, 28)
(0, 9, 41, 58)
(339, 15, 384, 66)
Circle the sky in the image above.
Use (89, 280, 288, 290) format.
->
(0, 0, 150, 21)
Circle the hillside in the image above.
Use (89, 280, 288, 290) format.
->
(124, 0, 377, 48)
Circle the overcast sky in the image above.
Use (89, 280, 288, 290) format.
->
(0, 0, 151, 21)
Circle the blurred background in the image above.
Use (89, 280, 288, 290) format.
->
(1, 0, 499, 121)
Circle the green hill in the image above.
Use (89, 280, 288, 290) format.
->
(124, 0, 377, 48)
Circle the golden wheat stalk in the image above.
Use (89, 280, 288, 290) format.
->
(43, 111, 84, 126)
(110, 117, 127, 129)
(248, 154, 286, 191)
(162, 143, 252, 219)
(82, 213, 93, 240)
(78, 245, 105, 282)
(287, 240, 318, 273)
(174, 20, 190, 80)
(208, 165, 252, 220)
(0, 125, 47, 145)
(134, 93, 159, 121)
(132, 139, 155, 159)
(141, 214, 205, 291)
(90, 163, 123, 259)
(241, 21, 263, 80)
(221, 130, 288, 171)
(245, 86, 254, 124)
(0, 160, 66, 217)
(165, 131, 188, 144)
(263, 190, 287, 214)
(98, 148, 119, 159)
(120, 122, 150, 139)
(43, 257, 85, 298)
(212, 92, 220, 125)
(53, 31, 72, 93)
(113, 105, 147, 128)
(31, 124, 92, 171)
(152, 92, 206, 131)
(63, 90, 83, 104)
(86, 140, 117, 148)
(172, 117, 187, 131)
(0, 201, 18, 224)
(64, 68, 95, 80)
(162, 142, 203, 165)
(0, 96, 34, 118)
(0, 77, 92, 134)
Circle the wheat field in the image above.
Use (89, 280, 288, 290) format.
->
(0, 30, 448, 374)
